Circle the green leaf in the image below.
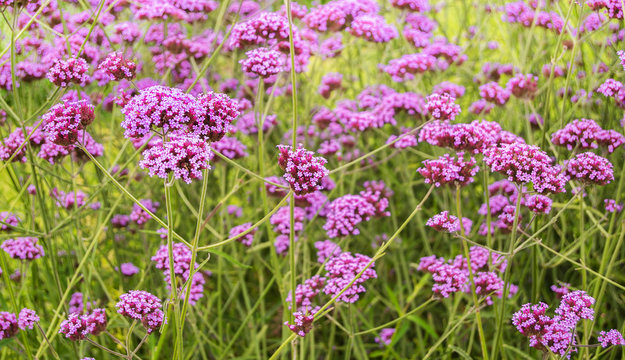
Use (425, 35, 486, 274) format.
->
(207, 249, 251, 268)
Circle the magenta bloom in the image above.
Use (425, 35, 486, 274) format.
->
(130, 199, 159, 226)
(380, 53, 437, 82)
(598, 329, 625, 347)
(229, 223, 257, 247)
(286, 275, 326, 310)
(425, 93, 461, 121)
(417, 153, 479, 187)
(121, 86, 202, 138)
(429, 263, 468, 298)
(240, 48, 283, 78)
(390, 0, 429, 11)
(286, 308, 317, 337)
(277, 144, 329, 195)
(120, 263, 139, 277)
(84, 309, 107, 336)
(483, 143, 566, 193)
(0, 312, 18, 340)
(116, 290, 164, 334)
(17, 308, 39, 330)
(323, 195, 376, 238)
(479, 82, 510, 105)
(192, 92, 240, 142)
(506, 73, 538, 99)
(314, 240, 342, 263)
(323, 252, 377, 303)
(152, 242, 205, 305)
(348, 15, 398, 43)
(1, 237, 44, 261)
(551, 119, 602, 151)
(98, 52, 137, 81)
(140, 135, 213, 184)
(47, 58, 89, 87)
(426, 211, 458, 231)
(42, 100, 95, 146)
(318, 72, 342, 99)
(229, 12, 290, 48)
(524, 194, 552, 214)
(618, 50, 625, 71)
(212, 137, 248, 160)
(555, 290, 595, 322)
(565, 152, 614, 186)
(59, 313, 88, 341)
(0, 212, 20, 231)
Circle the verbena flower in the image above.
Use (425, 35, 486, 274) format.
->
(425, 93, 461, 121)
(348, 15, 398, 43)
(277, 144, 329, 195)
(47, 58, 89, 87)
(598, 329, 625, 347)
(323, 195, 376, 238)
(417, 153, 478, 187)
(140, 135, 213, 184)
(98, 52, 137, 81)
(323, 252, 377, 303)
(229, 223, 257, 247)
(116, 290, 164, 334)
(17, 308, 39, 330)
(375, 328, 395, 346)
(240, 48, 283, 78)
(565, 152, 614, 186)
(42, 100, 95, 146)
(1, 237, 44, 260)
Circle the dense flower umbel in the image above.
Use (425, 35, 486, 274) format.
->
(130, 199, 159, 226)
(229, 12, 290, 48)
(121, 86, 202, 138)
(42, 100, 95, 145)
(551, 119, 603, 151)
(348, 15, 398, 43)
(426, 211, 468, 233)
(277, 145, 329, 195)
(314, 240, 342, 263)
(116, 290, 164, 334)
(483, 143, 566, 193)
(598, 330, 625, 347)
(380, 53, 437, 82)
(286, 275, 326, 310)
(139, 135, 212, 184)
(47, 58, 89, 87)
(555, 290, 595, 322)
(565, 152, 614, 186)
(524, 194, 552, 214)
(152, 242, 205, 304)
(417, 153, 479, 187)
(479, 82, 510, 105)
(229, 223, 257, 247)
(97, 52, 137, 81)
(1, 237, 44, 261)
(0, 212, 20, 231)
(506, 73, 538, 99)
(323, 195, 376, 238)
(425, 93, 461, 121)
(323, 252, 377, 303)
(240, 48, 283, 78)
(0, 312, 18, 340)
(59, 310, 107, 341)
(375, 328, 395, 346)
(17, 308, 39, 330)
(0, 127, 45, 163)
(192, 92, 240, 142)
(286, 307, 318, 337)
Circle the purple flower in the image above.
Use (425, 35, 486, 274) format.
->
(286, 307, 317, 337)
(380, 53, 437, 82)
(17, 308, 38, 330)
(348, 15, 398, 43)
(59, 313, 87, 341)
(140, 135, 213, 184)
(277, 144, 329, 195)
(375, 328, 395, 346)
(191, 92, 240, 142)
(121, 86, 202, 138)
(84, 309, 107, 336)
(97, 52, 137, 81)
(565, 152, 614, 186)
(1, 237, 44, 260)
(417, 153, 479, 187)
(323, 252, 377, 303)
(318, 72, 342, 99)
(604, 199, 624, 213)
(550, 283, 570, 299)
(286, 275, 326, 310)
(314, 240, 342, 263)
(483, 143, 566, 194)
(229, 12, 290, 49)
(551, 119, 603, 151)
(47, 58, 89, 88)
(229, 223, 257, 247)
(598, 329, 625, 347)
(524, 194, 552, 214)
(116, 290, 164, 334)
(323, 195, 376, 238)
(426, 211, 470, 233)
(425, 93, 461, 121)
(130, 199, 159, 226)
(555, 290, 595, 322)
(390, 0, 429, 11)
(212, 137, 248, 160)
(506, 73, 538, 99)
(42, 100, 95, 146)
(479, 82, 510, 105)
(120, 263, 139, 277)
(0, 212, 20, 231)
(152, 243, 205, 304)
(240, 48, 284, 78)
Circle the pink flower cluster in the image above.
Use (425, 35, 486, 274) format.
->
(348, 15, 398, 43)
(425, 93, 461, 121)
(229, 12, 290, 49)
(1, 237, 44, 261)
(565, 152, 614, 186)
(277, 144, 329, 195)
(59, 309, 107, 341)
(417, 152, 479, 187)
(286, 275, 326, 310)
(380, 53, 437, 82)
(116, 290, 164, 334)
(42, 100, 95, 146)
(323, 194, 376, 238)
(551, 119, 625, 153)
(483, 143, 566, 193)
(139, 135, 213, 184)
(323, 252, 377, 303)
(426, 211, 471, 233)
(47, 58, 89, 87)
(240, 48, 284, 78)
(98, 52, 136, 81)
(152, 242, 205, 305)
(229, 223, 257, 247)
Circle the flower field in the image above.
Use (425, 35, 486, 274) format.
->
(1, 0, 625, 358)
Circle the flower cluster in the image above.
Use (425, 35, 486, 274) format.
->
(483, 143, 566, 193)
(417, 153, 479, 187)
(426, 211, 471, 233)
(229, 223, 257, 247)
(59, 309, 108, 341)
(348, 15, 398, 43)
(47, 58, 89, 87)
(277, 145, 329, 195)
(42, 100, 95, 146)
(323, 252, 377, 303)
(323, 195, 376, 238)
(116, 290, 164, 334)
(1, 237, 44, 261)
(565, 152, 614, 186)
(240, 48, 284, 78)
(152, 242, 205, 305)
(98, 52, 137, 81)
(139, 135, 213, 184)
